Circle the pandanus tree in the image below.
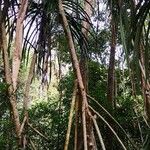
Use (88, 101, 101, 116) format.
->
(0, 0, 28, 147)
(0, 0, 97, 149)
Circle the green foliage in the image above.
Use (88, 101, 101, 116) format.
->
(0, 82, 9, 116)
(88, 61, 107, 103)
(28, 98, 68, 149)
(0, 83, 16, 149)
(59, 71, 75, 106)
(0, 82, 9, 94)
(57, 34, 71, 64)
(89, 29, 110, 63)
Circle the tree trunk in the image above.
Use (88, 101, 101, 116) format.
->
(106, 17, 117, 150)
(22, 52, 37, 148)
(12, 0, 28, 91)
(58, 1, 89, 149)
(0, 9, 21, 147)
(0, 1, 29, 148)
(107, 19, 116, 108)
(80, 1, 96, 150)
(139, 43, 150, 122)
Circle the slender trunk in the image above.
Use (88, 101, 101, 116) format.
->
(58, 1, 89, 149)
(75, 0, 91, 147)
(106, 17, 117, 150)
(0, 1, 30, 148)
(64, 81, 77, 150)
(81, 1, 96, 149)
(23, 52, 36, 111)
(81, 0, 93, 90)
(130, 67, 137, 97)
(22, 52, 37, 148)
(12, 0, 28, 91)
(145, 83, 150, 122)
(107, 18, 116, 108)
(0, 9, 21, 146)
(139, 43, 150, 121)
